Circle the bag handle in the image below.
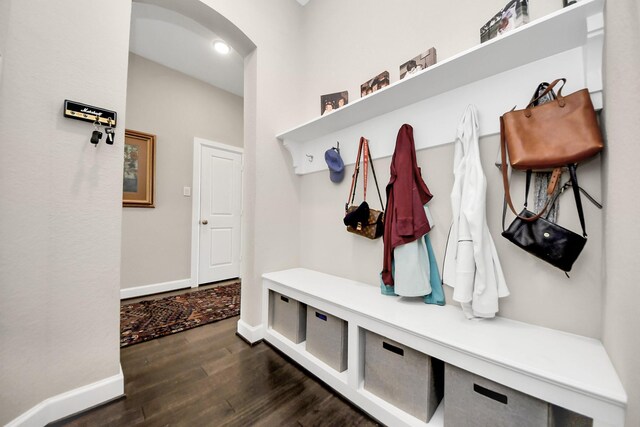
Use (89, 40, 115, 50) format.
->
(526, 78, 566, 110)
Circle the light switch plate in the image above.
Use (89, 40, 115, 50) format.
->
(183, 186, 191, 197)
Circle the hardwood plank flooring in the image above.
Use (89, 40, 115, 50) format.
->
(51, 316, 379, 427)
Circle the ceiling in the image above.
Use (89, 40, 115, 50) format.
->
(129, 2, 245, 97)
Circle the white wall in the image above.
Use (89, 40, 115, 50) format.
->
(196, 0, 306, 328)
(298, 0, 562, 120)
(0, 0, 130, 424)
(121, 53, 243, 289)
(2, 0, 638, 425)
(301, 136, 604, 338)
(602, 1, 640, 425)
(296, 0, 608, 337)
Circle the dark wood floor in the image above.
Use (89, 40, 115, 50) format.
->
(52, 316, 379, 426)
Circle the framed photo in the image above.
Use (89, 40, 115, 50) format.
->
(320, 91, 349, 115)
(123, 129, 156, 208)
(399, 47, 437, 80)
(361, 71, 390, 98)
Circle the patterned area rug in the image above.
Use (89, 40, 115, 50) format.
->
(120, 281, 240, 347)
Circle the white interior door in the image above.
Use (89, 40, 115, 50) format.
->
(198, 145, 242, 284)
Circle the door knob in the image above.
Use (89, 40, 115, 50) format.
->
(201, 220, 208, 225)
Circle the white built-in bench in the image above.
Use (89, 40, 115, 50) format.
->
(262, 268, 626, 427)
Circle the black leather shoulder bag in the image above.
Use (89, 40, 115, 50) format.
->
(502, 164, 599, 273)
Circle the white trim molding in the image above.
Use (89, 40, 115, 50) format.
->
(120, 278, 192, 300)
(236, 318, 263, 344)
(192, 137, 244, 288)
(6, 365, 124, 427)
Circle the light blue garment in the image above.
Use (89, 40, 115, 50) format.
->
(379, 233, 445, 306)
(423, 234, 445, 305)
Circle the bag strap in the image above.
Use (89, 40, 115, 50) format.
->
(500, 116, 556, 222)
(365, 142, 385, 210)
(502, 164, 592, 237)
(346, 137, 385, 211)
(539, 165, 589, 237)
(346, 137, 365, 210)
(363, 138, 369, 201)
(568, 164, 588, 237)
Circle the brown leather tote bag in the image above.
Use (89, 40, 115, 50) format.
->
(500, 78, 603, 220)
(501, 78, 603, 170)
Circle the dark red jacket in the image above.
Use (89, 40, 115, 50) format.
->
(381, 124, 433, 286)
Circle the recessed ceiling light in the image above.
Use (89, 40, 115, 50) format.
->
(212, 40, 230, 55)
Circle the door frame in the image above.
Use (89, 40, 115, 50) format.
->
(191, 137, 244, 288)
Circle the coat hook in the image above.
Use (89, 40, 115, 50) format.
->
(305, 154, 314, 162)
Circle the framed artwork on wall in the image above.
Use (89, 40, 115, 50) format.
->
(123, 129, 156, 208)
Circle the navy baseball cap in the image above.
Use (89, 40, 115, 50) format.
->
(325, 148, 345, 183)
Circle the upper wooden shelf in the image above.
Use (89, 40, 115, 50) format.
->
(276, 0, 604, 146)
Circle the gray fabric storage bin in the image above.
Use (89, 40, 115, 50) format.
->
(305, 307, 348, 372)
(269, 291, 306, 343)
(445, 364, 593, 427)
(364, 330, 444, 422)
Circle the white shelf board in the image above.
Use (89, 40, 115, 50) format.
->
(276, 0, 603, 144)
(263, 268, 627, 426)
(358, 388, 445, 427)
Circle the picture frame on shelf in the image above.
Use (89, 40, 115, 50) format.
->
(481, 0, 529, 43)
(123, 129, 156, 208)
(361, 71, 390, 98)
(399, 48, 437, 80)
(320, 91, 349, 115)
(498, 0, 529, 36)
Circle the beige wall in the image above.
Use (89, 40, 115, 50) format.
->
(602, 1, 640, 425)
(122, 53, 243, 289)
(0, 0, 130, 423)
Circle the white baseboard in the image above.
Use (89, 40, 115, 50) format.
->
(120, 278, 192, 300)
(236, 319, 264, 344)
(6, 365, 124, 427)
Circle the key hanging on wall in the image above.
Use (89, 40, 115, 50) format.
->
(104, 117, 115, 145)
(90, 119, 102, 147)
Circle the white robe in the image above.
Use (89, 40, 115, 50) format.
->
(442, 105, 509, 319)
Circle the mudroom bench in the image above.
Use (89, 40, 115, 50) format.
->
(261, 268, 626, 427)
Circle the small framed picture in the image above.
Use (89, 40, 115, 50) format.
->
(399, 48, 437, 80)
(320, 91, 349, 115)
(123, 129, 156, 208)
(361, 71, 390, 98)
(498, 0, 529, 36)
